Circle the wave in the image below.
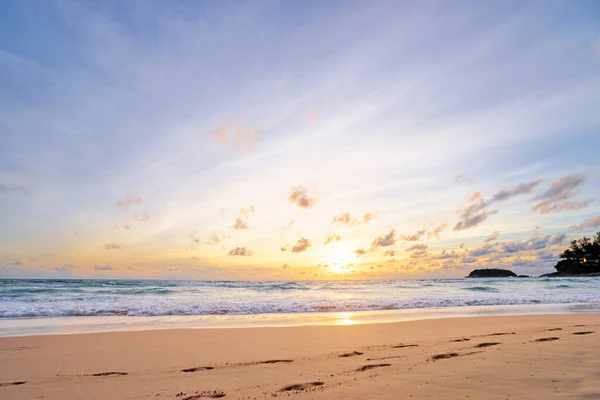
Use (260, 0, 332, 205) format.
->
(1, 277, 600, 319)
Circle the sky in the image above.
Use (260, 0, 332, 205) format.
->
(1, 0, 599, 280)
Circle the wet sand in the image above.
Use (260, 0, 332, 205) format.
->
(0, 314, 599, 399)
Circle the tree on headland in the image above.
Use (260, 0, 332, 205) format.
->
(554, 232, 600, 274)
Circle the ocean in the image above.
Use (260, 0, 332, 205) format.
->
(1, 278, 600, 336)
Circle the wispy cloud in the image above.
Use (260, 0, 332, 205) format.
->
(213, 118, 260, 151)
(427, 223, 448, 240)
(532, 175, 590, 214)
(133, 211, 150, 221)
(401, 229, 426, 241)
(324, 233, 342, 245)
(189, 231, 200, 243)
(491, 179, 542, 202)
(406, 243, 428, 251)
(94, 265, 114, 271)
(332, 212, 377, 226)
(228, 246, 252, 256)
(484, 231, 499, 243)
(384, 250, 396, 257)
(104, 243, 123, 250)
(453, 191, 495, 231)
(572, 216, 600, 230)
(206, 231, 226, 245)
(116, 195, 142, 209)
(288, 186, 316, 209)
(0, 183, 28, 195)
(233, 217, 248, 230)
(239, 206, 255, 217)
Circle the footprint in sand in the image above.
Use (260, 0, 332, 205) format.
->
(450, 338, 471, 342)
(258, 359, 294, 364)
(0, 381, 26, 387)
(535, 337, 560, 342)
(573, 331, 594, 335)
(475, 342, 501, 348)
(432, 353, 459, 361)
(392, 344, 418, 349)
(483, 332, 514, 337)
(357, 363, 391, 372)
(339, 351, 363, 357)
(547, 328, 562, 331)
(182, 367, 215, 372)
(281, 382, 324, 391)
(181, 391, 226, 399)
(90, 372, 128, 377)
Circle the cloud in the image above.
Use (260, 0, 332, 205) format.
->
(384, 250, 396, 257)
(453, 191, 496, 231)
(292, 237, 311, 253)
(206, 231, 226, 245)
(410, 249, 429, 259)
(332, 212, 377, 226)
(213, 118, 260, 151)
(0, 183, 28, 195)
(116, 195, 142, 208)
(281, 264, 290, 269)
(289, 186, 316, 209)
(332, 212, 352, 225)
(239, 206, 255, 217)
(432, 250, 461, 259)
(228, 247, 252, 256)
(427, 223, 448, 239)
(189, 231, 200, 243)
(371, 229, 398, 248)
(233, 217, 248, 230)
(104, 243, 123, 250)
(484, 231, 499, 243)
(401, 229, 426, 241)
(406, 243, 428, 251)
(324, 233, 342, 245)
(280, 245, 289, 251)
(133, 211, 150, 221)
(491, 179, 542, 202)
(467, 234, 566, 258)
(363, 212, 377, 223)
(533, 200, 592, 214)
(287, 220, 295, 228)
(536, 250, 556, 261)
(531, 175, 589, 214)
(354, 248, 367, 257)
(572, 216, 600, 230)
(455, 173, 468, 183)
(94, 265, 113, 271)
(5, 260, 22, 267)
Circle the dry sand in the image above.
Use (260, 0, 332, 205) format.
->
(0, 314, 599, 399)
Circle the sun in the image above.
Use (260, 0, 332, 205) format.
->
(326, 245, 357, 274)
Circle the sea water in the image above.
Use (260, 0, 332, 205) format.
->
(1, 278, 599, 336)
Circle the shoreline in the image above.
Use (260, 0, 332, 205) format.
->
(1, 313, 598, 399)
(2, 302, 600, 338)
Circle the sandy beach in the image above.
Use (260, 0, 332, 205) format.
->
(1, 314, 599, 399)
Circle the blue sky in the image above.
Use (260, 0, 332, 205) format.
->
(1, 0, 599, 280)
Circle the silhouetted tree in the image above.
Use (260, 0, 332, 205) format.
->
(555, 232, 600, 274)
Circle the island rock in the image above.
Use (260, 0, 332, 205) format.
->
(466, 268, 518, 278)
